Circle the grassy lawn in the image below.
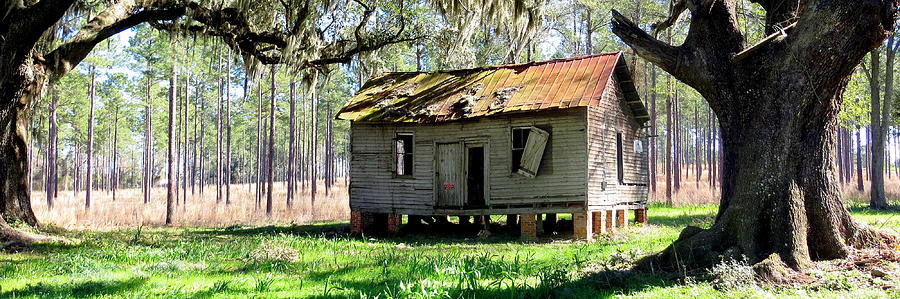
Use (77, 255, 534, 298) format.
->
(1, 204, 898, 298)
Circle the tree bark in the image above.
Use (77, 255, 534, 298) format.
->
(46, 86, 58, 209)
(166, 63, 177, 225)
(310, 74, 319, 210)
(665, 82, 673, 203)
(225, 51, 232, 205)
(649, 66, 658, 195)
(266, 66, 276, 215)
(182, 67, 189, 204)
(868, 50, 889, 209)
(288, 79, 296, 208)
(215, 49, 223, 204)
(112, 105, 119, 201)
(197, 80, 204, 196)
(256, 75, 263, 208)
(612, 0, 899, 271)
(857, 126, 865, 191)
(694, 103, 701, 185)
(86, 67, 95, 209)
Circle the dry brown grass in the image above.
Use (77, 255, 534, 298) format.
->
(649, 167, 721, 205)
(31, 169, 900, 230)
(30, 179, 350, 230)
(651, 167, 900, 205)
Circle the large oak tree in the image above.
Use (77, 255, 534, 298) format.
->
(0, 0, 540, 246)
(612, 0, 899, 270)
(0, 0, 425, 245)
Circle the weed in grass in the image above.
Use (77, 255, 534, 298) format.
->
(707, 257, 756, 290)
(145, 261, 183, 272)
(209, 280, 232, 293)
(383, 279, 452, 298)
(244, 240, 300, 272)
(254, 275, 275, 292)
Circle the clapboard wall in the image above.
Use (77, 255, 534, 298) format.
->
(586, 74, 650, 209)
(349, 108, 589, 215)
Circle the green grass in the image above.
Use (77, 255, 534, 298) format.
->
(0, 204, 897, 298)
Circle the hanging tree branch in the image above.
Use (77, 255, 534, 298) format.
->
(39, 0, 425, 83)
(44, 1, 185, 79)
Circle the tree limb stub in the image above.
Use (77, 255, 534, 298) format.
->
(651, 0, 686, 37)
(732, 22, 796, 63)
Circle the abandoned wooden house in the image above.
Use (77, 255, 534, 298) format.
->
(337, 52, 650, 241)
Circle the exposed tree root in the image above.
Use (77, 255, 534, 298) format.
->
(634, 220, 898, 275)
(0, 221, 65, 251)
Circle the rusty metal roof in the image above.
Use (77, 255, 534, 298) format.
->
(337, 52, 649, 123)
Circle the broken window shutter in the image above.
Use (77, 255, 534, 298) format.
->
(517, 127, 549, 178)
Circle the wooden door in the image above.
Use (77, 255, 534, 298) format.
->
(436, 142, 464, 207)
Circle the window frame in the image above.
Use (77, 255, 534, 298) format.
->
(394, 133, 415, 177)
(616, 132, 624, 184)
(510, 127, 531, 173)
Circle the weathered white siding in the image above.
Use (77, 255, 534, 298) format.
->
(586, 75, 650, 209)
(350, 109, 588, 215)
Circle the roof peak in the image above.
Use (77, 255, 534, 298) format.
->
(385, 52, 623, 75)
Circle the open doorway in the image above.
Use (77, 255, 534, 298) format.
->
(466, 146, 485, 208)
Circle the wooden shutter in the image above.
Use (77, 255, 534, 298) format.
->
(516, 127, 549, 178)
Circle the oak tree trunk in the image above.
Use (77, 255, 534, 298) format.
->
(612, 0, 899, 271)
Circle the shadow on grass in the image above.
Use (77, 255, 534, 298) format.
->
(848, 204, 900, 214)
(293, 268, 676, 299)
(649, 214, 715, 229)
(0, 276, 148, 298)
(192, 223, 348, 238)
(193, 221, 531, 246)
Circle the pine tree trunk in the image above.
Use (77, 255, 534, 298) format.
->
(256, 75, 263, 208)
(868, 51, 889, 209)
(649, 66, 658, 195)
(166, 64, 177, 225)
(665, 82, 673, 203)
(192, 80, 199, 195)
(86, 67, 95, 209)
(287, 79, 296, 207)
(197, 81, 204, 195)
(112, 106, 119, 201)
(225, 53, 232, 205)
(46, 88, 58, 209)
(675, 92, 681, 188)
(266, 66, 276, 215)
(857, 126, 865, 191)
(695, 104, 701, 185)
(182, 69, 188, 205)
(310, 76, 319, 211)
(144, 75, 152, 204)
(215, 50, 223, 204)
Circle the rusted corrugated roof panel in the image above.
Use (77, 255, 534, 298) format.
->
(337, 52, 650, 123)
